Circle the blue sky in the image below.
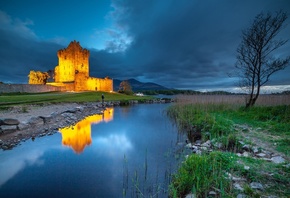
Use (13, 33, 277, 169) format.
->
(0, 0, 290, 92)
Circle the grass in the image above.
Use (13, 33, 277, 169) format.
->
(170, 152, 236, 197)
(0, 91, 154, 108)
(168, 94, 290, 197)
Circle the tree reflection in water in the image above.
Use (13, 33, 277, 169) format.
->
(59, 108, 114, 153)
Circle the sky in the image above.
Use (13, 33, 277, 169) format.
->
(0, 0, 290, 92)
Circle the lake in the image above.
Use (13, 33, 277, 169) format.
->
(0, 103, 186, 198)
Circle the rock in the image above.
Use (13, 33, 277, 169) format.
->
(262, 158, 272, 162)
(185, 193, 195, 198)
(208, 191, 216, 196)
(18, 123, 29, 130)
(232, 176, 246, 182)
(1, 118, 20, 125)
(271, 156, 285, 164)
(200, 147, 208, 151)
(237, 194, 247, 198)
(244, 166, 250, 170)
(252, 146, 259, 153)
(234, 183, 244, 191)
(242, 152, 249, 157)
(75, 106, 84, 111)
(28, 117, 44, 126)
(201, 140, 211, 147)
(250, 182, 263, 190)
(1, 125, 18, 132)
(242, 144, 250, 151)
(256, 153, 267, 158)
(185, 143, 193, 149)
(0, 139, 3, 145)
(63, 109, 77, 113)
(39, 116, 53, 123)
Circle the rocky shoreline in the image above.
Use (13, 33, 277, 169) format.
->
(0, 98, 174, 150)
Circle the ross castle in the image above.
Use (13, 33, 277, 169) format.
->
(29, 40, 113, 92)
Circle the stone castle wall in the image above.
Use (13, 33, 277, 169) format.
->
(0, 84, 64, 93)
(86, 77, 113, 92)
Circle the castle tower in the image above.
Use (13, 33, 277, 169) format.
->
(54, 40, 89, 83)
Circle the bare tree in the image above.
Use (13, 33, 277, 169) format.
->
(235, 11, 290, 108)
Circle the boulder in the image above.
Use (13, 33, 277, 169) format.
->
(271, 156, 285, 164)
(1, 125, 18, 132)
(28, 117, 44, 126)
(1, 118, 20, 125)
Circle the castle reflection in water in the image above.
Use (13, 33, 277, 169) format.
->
(58, 108, 114, 153)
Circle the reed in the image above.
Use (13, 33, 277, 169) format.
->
(175, 94, 290, 106)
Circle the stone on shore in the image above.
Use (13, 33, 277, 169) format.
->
(1, 118, 20, 125)
(271, 156, 285, 164)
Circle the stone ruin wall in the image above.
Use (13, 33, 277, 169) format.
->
(0, 84, 65, 93)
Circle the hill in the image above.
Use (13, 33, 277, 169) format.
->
(113, 78, 169, 91)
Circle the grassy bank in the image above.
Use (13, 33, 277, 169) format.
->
(0, 91, 153, 108)
(168, 95, 290, 197)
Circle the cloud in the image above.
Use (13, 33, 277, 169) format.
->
(0, 0, 290, 90)
(0, 149, 44, 187)
(0, 10, 62, 83)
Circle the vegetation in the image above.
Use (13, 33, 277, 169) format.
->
(0, 91, 153, 108)
(234, 11, 290, 108)
(28, 70, 50, 84)
(168, 95, 290, 197)
(118, 80, 134, 95)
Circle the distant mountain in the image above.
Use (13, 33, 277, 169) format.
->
(113, 78, 169, 91)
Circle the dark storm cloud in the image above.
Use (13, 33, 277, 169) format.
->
(106, 0, 290, 89)
(1, 0, 290, 91)
(0, 28, 62, 83)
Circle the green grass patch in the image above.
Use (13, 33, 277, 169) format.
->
(170, 152, 236, 198)
(0, 91, 154, 108)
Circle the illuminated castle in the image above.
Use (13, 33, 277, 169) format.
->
(29, 40, 113, 92)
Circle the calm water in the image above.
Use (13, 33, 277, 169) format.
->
(0, 104, 185, 198)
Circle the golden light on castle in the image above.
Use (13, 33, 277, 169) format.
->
(59, 108, 114, 153)
(28, 40, 113, 92)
